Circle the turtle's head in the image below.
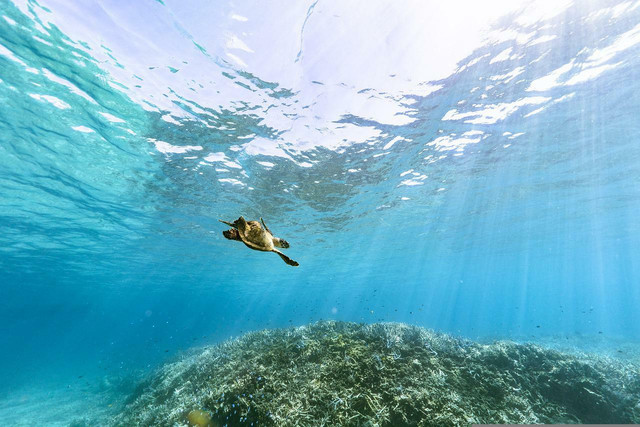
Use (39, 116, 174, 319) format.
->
(273, 237, 290, 248)
(223, 228, 241, 241)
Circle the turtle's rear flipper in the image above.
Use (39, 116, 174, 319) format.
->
(219, 219, 236, 228)
(274, 250, 299, 267)
(260, 217, 272, 234)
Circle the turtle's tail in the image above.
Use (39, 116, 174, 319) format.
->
(274, 249, 299, 267)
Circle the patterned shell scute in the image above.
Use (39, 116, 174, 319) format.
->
(244, 221, 271, 248)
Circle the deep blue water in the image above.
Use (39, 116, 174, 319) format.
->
(1, 0, 640, 424)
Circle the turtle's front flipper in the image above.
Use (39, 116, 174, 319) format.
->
(219, 219, 236, 228)
(235, 216, 248, 233)
(273, 249, 299, 267)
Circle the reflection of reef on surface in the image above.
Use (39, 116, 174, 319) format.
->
(112, 321, 640, 426)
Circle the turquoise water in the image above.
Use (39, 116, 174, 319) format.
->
(1, 0, 640, 424)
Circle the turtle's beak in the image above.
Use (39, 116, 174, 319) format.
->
(223, 229, 240, 240)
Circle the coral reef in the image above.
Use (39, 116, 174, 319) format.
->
(112, 321, 640, 426)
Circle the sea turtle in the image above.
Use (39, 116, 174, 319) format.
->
(219, 216, 299, 267)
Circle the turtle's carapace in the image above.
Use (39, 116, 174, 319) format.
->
(220, 216, 299, 267)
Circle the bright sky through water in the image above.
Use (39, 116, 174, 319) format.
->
(10, 0, 575, 155)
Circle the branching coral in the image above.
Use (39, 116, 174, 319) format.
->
(112, 321, 640, 426)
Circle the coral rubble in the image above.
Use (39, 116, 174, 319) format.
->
(112, 321, 640, 426)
